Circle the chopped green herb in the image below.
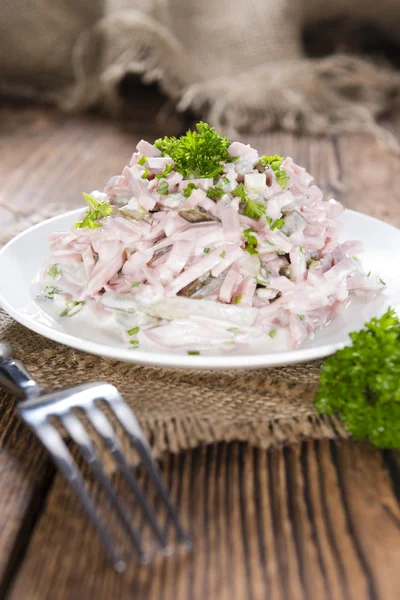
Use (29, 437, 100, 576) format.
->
(233, 294, 243, 305)
(315, 308, 400, 449)
(203, 247, 210, 254)
(266, 216, 285, 230)
(131, 282, 140, 288)
(206, 185, 224, 199)
(232, 183, 247, 201)
(259, 154, 289, 189)
(48, 264, 61, 280)
(299, 315, 305, 321)
(233, 184, 266, 219)
(138, 155, 147, 166)
(367, 271, 371, 277)
(307, 258, 320, 269)
(155, 163, 173, 179)
(36, 285, 61, 301)
(129, 339, 139, 346)
(269, 328, 277, 338)
(141, 168, 149, 179)
(59, 300, 85, 318)
(74, 193, 113, 230)
(243, 227, 259, 255)
(183, 183, 198, 198)
(156, 181, 169, 195)
(244, 199, 266, 219)
(380, 278, 387, 286)
(300, 246, 305, 255)
(227, 327, 238, 334)
(127, 326, 140, 336)
(220, 251, 226, 258)
(353, 255, 359, 261)
(187, 350, 200, 355)
(154, 122, 231, 179)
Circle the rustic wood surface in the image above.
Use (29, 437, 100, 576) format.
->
(0, 101, 400, 599)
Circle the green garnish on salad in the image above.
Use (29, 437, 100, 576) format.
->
(59, 300, 85, 317)
(243, 228, 258, 255)
(48, 264, 61, 280)
(183, 183, 198, 198)
(36, 285, 61, 301)
(156, 181, 169, 195)
(259, 154, 289, 189)
(154, 122, 232, 179)
(74, 193, 113, 230)
(232, 184, 266, 219)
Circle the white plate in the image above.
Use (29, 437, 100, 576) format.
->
(0, 209, 399, 369)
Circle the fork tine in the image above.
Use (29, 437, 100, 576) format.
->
(83, 403, 170, 550)
(28, 419, 126, 572)
(60, 412, 149, 563)
(106, 394, 191, 546)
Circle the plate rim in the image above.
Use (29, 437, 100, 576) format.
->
(0, 208, 397, 370)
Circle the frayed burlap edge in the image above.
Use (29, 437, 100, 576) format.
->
(1, 8, 400, 148)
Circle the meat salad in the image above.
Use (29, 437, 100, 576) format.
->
(38, 123, 384, 355)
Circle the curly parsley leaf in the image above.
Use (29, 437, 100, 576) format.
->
(74, 193, 113, 230)
(154, 122, 230, 179)
(244, 198, 266, 219)
(232, 184, 266, 219)
(315, 308, 400, 449)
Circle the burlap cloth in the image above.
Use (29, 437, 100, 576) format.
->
(0, 206, 348, 456)
(1, 0, 400, 143)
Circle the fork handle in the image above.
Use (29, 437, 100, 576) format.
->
(0, 343, 43, 399)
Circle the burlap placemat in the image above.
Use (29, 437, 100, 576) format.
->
(0, 206, 348, 455)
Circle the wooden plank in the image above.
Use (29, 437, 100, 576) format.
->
(7, 440, 400, 600)
(0, 103, 184, 597)
(0, 392, 55, 597)
(1, 106, 400, 600)
(0, 103, 184, 238)
(336, 132, 400, 226)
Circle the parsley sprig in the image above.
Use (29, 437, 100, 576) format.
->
(154, 122, 231, 179)
(74, 193, 113, 230)
(315, 309, 400, 449)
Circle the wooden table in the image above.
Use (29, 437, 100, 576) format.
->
(1, 100, 400, 600)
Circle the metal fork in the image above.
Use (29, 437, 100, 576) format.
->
(0, 342, 190, 571)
